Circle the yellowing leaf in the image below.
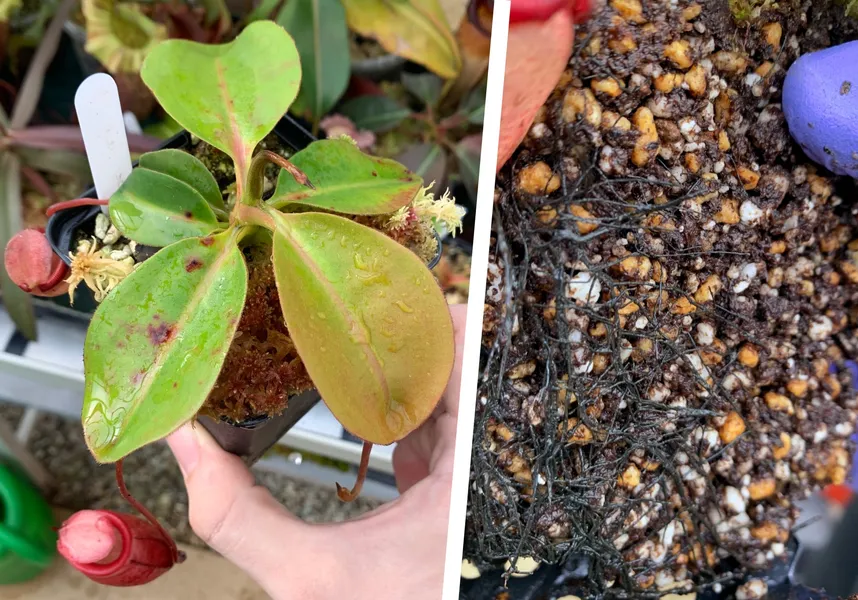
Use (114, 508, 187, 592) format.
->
(341, 0, 462, 79)
(270, 211, 454, 444)
(0, 0, 21, 22)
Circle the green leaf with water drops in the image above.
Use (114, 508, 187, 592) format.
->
(109, 167, 221, 247)
(139, 149, 226, 213)
(140, 21, 301, 192)
(82, 231, 247, 463)
(268, 139, 422, 215)
(270, 210, 454, 444)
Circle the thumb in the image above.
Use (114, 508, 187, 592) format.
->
(166, 422, 316, 593)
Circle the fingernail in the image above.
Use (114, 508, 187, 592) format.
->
(166, 423, 201, 476)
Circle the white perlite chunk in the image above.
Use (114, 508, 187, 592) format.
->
(733, 263, 758, 293)
(102, 224, 120, 246)
(740, 201, 764, 224)
(696, 322, 715, 345)
(566, 271, 602, 305)
(736, 578, 768, 600)
(461, 559, 481, 579)
(505, 556, 540, 577)
(808, 315, 833, 341)
(94, 213, 110, 239)
(486, 261, 503, 303)
(686, 353, 710, 379)
(723, 486, 746, 514)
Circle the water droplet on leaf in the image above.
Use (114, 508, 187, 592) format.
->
(394, 300, 414, 313)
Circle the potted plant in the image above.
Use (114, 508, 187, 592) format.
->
(5, 19, 462, 585)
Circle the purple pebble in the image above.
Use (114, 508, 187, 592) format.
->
(845, 360, 858, 389)
(783, 40, 858, 177)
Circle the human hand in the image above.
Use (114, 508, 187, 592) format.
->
(166, 303, 467, 600)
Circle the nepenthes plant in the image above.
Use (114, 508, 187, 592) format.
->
(7, 17, 458, 542)
(87, 20, 455, 488)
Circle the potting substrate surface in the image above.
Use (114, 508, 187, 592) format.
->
(469, 1, 858, 598)
(0, 403, 380, 548)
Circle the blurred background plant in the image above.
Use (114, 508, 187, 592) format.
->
(728, 0, 778, 21)
(0, 0, 482, 338)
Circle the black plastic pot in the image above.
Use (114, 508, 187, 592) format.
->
(458, 540, 826, 600)
(199, 389, 321, 465)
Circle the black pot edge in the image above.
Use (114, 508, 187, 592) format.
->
(199, 388, 322, 466)
(458, 538, 818, 600)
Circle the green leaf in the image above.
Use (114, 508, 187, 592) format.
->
(82, 232, 248, 463)
(139, 149, 226, 213)
(0, 153, 36, 340)
(142, 114, 184, 140)
(338, 96, 412, 133)
(268, 139, 422, 214)
(454, 134, 481, 201)
(460, 83, 486, 125)
(109, 167, 221, 247)
(397, 142, 447, 184)
(341, 0, 461, 79)
(197, 0, 230, 27)
(15, 147, 92, 179)
(140, 21, 301, 189)
(245, 0, 279, 21)
(270, 211, 454, 444)
(466, 104, 485, 126)
(402, 72, 443, 107)
(276, 0, 350, 125)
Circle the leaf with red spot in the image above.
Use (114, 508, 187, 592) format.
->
(270, 210, 454, 444)
(140, 21, 301, 192)
(109, 167, 221, 247)
(81, 231, 247, 463)
(267, 139, 423, 215)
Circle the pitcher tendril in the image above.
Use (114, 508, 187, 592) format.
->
(336, 441, 373, 502)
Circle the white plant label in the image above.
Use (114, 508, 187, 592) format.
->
(74, 73, 133, 212)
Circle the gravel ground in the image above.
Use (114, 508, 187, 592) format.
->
(0, 402, 380, 548)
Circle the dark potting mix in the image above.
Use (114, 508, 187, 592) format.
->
(467, 1, 858, 598)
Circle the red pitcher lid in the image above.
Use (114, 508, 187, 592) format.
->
(509, 0, 591, 24)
